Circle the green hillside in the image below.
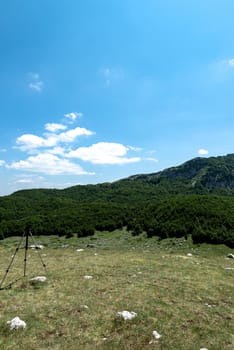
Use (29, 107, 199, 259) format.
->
(0, 154, 234, 247)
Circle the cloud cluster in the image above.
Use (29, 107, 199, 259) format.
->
(7, 113, 142, 176)
(16, 126, 93, 152)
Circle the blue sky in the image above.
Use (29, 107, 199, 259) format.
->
(0, 0, 234, 196)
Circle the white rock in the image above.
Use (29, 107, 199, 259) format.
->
(117, 310, 137, 320)
(83, 275, 93, 279)
(200, 348, 208, 350)
(76, 249, 84, 252)
(80, 304, 89, 309)
(152, 330, 161, 339)
(30, 276, 47, 282)
(7, 317, 26, 330)
(227, 253, 234, 259)
(187, 253, 193, 257)
(224, 267, 234, 270)
(29, 244, 44, 250)
(204, 303, 212, 308)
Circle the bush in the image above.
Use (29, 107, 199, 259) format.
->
(78, 226, 95, 237)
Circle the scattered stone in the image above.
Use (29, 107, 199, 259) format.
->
(152, 330, 162, 339)
(224, 267, 234, 270)
(76, 248, 84, 252)
(83, 275, 93, 279)
(80, 304, 89, 309)
(200, 348, 208, 350)
(29, 244, 44, 250)
(117, 310, 137, 320)
(7, 317, 26, 330)
(204, 303, 212, 308)
(227, 253, 234, 259)
(30, 276, 47, 282)
(187, 253, 193, 257)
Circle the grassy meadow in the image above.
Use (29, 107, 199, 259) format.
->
(0, 230, 233, 349)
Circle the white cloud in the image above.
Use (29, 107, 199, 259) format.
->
(16, 127, 94, 151)
(66, 142, 141, 164)
(47, 146, 66, 156)
(198, 148, 209, 155)
(64, 112, 83, 121)
(209, 58, 234, 78)
(216, 57, 234, 72)
(0, 160, 5, 166)
(145, 157, 158, 162)
(15, 174, 45, 184)
(228, 58, 234, 67)
(16, 134, 53, 151)
(16, 178, 34, 184)
(8, 153, 92, 175)
(58, 127, 93, 142)
(28, 72, 43, 92)
(45, 123, 67, 132)
(127, 145, 142, 151)
(29, 81, 43, 92)
(10, 114, 144, 182)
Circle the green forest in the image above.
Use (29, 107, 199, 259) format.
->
(0, 154, 234, 247)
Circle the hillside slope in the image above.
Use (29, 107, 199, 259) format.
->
(0, 153, 234, 246)
(128, 153, 234, 195)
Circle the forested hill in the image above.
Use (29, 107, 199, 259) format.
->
(0, 153, 234, 247)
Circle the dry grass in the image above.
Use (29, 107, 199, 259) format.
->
(0, 232, 233, 349)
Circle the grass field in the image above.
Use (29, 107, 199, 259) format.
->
(0, 230, 233, 349)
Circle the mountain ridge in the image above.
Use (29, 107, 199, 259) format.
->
(127, 153, 234, 191)
(4, 153, 234, 199)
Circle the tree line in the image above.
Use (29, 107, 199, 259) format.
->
(0, 193, 233, 247)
